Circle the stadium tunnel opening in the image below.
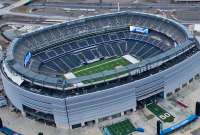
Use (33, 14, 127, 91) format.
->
(137, 92, 164, 109)
(22, 105, 56, 127)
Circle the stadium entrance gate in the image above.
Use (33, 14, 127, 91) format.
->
(137, 92, 164, 109)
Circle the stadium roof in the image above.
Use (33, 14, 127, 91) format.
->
(3, 11, 195, 90)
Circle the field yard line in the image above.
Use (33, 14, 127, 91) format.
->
(74, 57, 122, 73)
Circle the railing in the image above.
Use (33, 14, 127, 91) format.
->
(3, 38, 195, 90)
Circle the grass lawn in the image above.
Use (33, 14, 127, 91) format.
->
(72, 57, 130, 77)
(105, 119, 135, 135)
(147, 103, 175, 123)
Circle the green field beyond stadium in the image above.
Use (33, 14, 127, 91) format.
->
(147, 103, 175, 123)
(72, 57, 131, 77)
(104, 119, 135, 135)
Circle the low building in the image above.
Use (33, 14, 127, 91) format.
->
(173, 0, 200, 2)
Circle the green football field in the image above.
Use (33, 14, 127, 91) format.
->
(105, 119, 135, 135)
(72, 57, 131, 77)
(147, 103, 175, 123)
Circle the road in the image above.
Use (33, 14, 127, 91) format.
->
(0, 0, 29, 15)
(0, 0, 199, 27)
(27, 2, 200, 25)
(30, 2, 200, 11)
(0, 0, 70, 20)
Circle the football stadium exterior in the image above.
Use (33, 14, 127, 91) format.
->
(1, 11, 200, 129)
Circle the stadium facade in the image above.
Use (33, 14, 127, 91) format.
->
(1, 11, 200, 129)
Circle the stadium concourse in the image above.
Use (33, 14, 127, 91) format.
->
(1, 11, 200, 130)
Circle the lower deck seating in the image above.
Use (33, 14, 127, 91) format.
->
(34, 31, 169, 74)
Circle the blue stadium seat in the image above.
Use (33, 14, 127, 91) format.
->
(102, 34, 110, 41)
(109, 34, 118, 40)
(70, 42, 80, 50)
(63, 44, 72, 52)
(82, 50, 95, 61)
(117, 32, 125, 39)
(98, 45, 111, 57)
(54, 47, 65, 54)
(94, 36, 103, 43)
(78, 40, 88, 47)
(87, 38, 96, 45)
(46, 50, 57, 57)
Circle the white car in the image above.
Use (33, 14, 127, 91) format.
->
(0, 96, 7, 107)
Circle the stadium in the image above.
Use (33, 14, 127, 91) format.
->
(1, 11, 200, 129)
